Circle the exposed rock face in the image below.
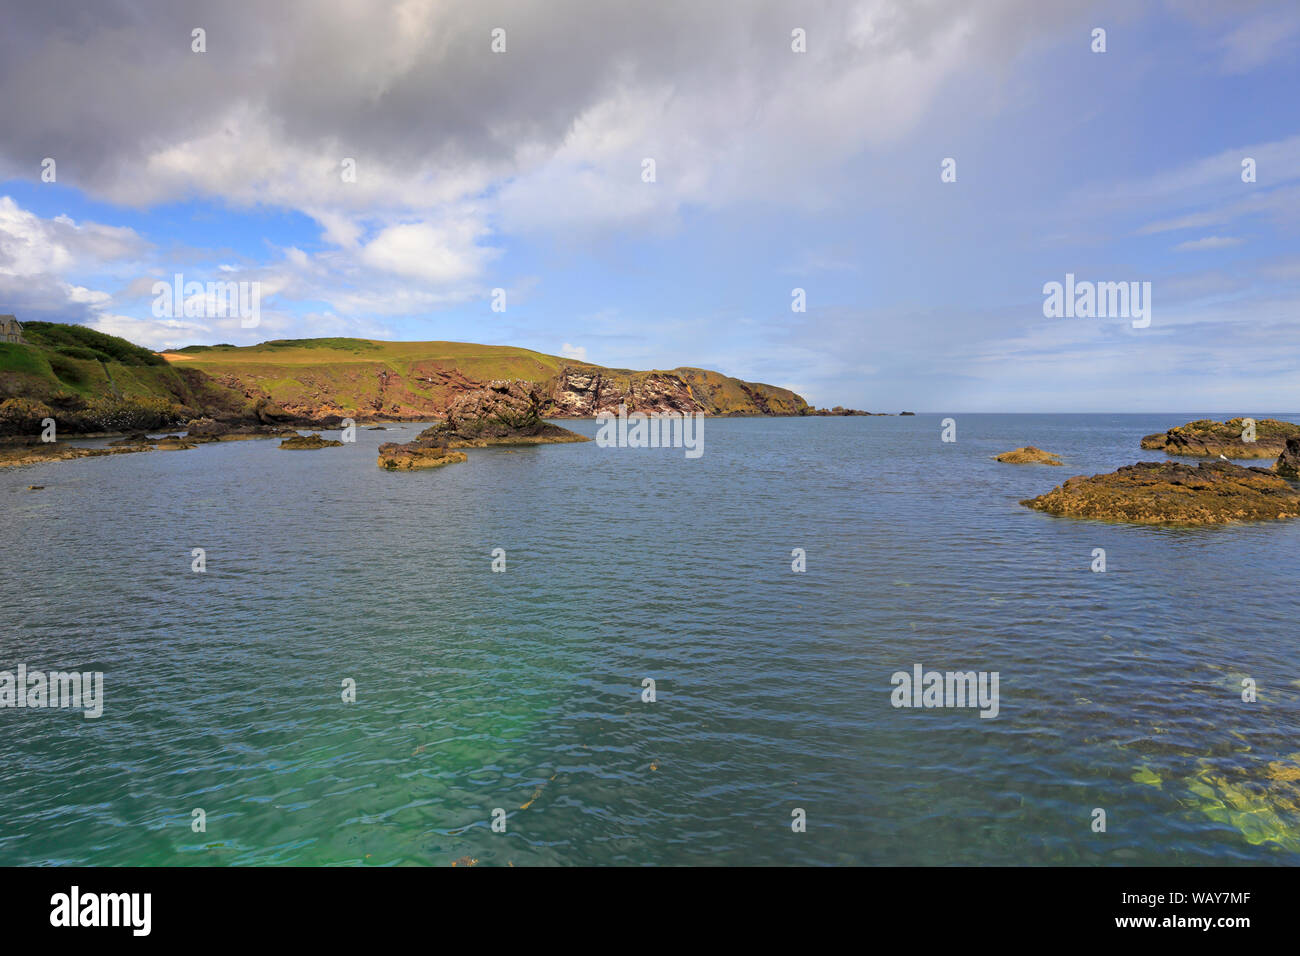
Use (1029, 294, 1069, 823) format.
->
(1022, 460, 1300, 525)
(1273, 437, 1300, 479)
(279, 433, 343, 450)
(376, 439, 467, 470)
(0, 398, 56, 436)
(546, 366, 703, 417)
(417, 381, 588, 447)
(184, 417, 227, 439)
(1140, 418, 1300, 459)
(996, 446, 1063, 466)
(253, 396, 294, 425)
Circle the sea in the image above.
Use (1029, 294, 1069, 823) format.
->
(1, 413, 1298, 865)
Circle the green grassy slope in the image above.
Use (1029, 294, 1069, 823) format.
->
(0, 323, 250, 433)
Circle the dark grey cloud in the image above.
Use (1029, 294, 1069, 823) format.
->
(0, 0, 1106, 207)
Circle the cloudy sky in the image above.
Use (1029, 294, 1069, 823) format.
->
(1, 0, 1298, 411)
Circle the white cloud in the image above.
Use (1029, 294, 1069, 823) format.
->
(0, 196, 146, 277)
(560, 343, 588, 361)
(359, 218, 494, 283)
(1174, 236, 1244, 252)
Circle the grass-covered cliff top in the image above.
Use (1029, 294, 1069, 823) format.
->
(167, 337, 583, 382)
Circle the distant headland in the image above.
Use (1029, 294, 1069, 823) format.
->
(0, 322, 884, 438)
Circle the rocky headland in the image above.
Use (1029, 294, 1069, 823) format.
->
(1140, 418, 1300, 459)
(1, 325, 860, 456)
(1021, 460, 1300, 525)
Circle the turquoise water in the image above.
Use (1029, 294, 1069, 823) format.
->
(2, 414, 1299, 866)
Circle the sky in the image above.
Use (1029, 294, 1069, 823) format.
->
(0, 0, 1298, 412)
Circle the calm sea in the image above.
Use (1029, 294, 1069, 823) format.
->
(2, 414, 1298, 865)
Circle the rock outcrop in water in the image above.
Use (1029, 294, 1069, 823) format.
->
(1021, 460, 1300, 525)
(376, 439, 467, 470)
(153, 436, 196, 451)
(1272, 437, 1300, 479)
(0, 441, 154, 468)
(376, 382, 585, 470)
(1140, 418, 1300, 459)
(184, 417, 298, 442)
(416, 381, 588, 447)
(279, 433, 343, 450)
(995, 446, 1063, 466)
(807, 406, 874, 416)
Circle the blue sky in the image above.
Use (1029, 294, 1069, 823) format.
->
(1, 0, 1298, 411)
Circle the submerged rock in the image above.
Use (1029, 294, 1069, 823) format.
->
(995, 446, 1063, 466)
(1272, 436, 1300, 479)
(1140, 418, 1300, 459)
(1021, 460, 1300, 525)
(1184, 757, 1300, 853)
(376, 439, 467, 470)
(279, 432, 343, 450)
